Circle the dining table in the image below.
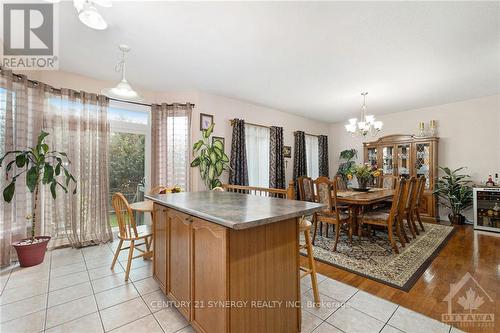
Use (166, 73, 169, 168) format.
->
(335, 188, 395, 233)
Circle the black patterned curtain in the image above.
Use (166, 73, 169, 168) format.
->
(229, 119, 249, 185)
(269, 126, 285, 189)
(318, 135, 329, 177)
(293, 131, 307, 197)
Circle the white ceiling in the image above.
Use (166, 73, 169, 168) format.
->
(58, 1, 500, 123)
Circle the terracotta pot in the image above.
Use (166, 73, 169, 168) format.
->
(448, 213, 465, 225)
(12, 236, 51, 267)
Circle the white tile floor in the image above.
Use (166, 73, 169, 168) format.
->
(0, 243, 464, 333)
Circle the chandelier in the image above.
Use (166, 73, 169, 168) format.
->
(345, 92, 383, 137)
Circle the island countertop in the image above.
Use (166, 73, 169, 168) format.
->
(145, 191, 324, 230)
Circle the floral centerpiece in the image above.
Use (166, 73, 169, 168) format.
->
(347, 163, 381, 190)
(158, 185, 182, 194)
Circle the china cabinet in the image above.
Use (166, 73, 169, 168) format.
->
(364, 134, 439, 222)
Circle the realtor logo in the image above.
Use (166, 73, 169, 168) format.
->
(442, 272, 495, 329)
(1, 2, 58, 70)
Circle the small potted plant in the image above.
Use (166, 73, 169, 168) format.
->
(347, 163, 381, 191)
(434, 166, 473, 225)
(190, 123, 231, 190)
(0, 131, 77, 267)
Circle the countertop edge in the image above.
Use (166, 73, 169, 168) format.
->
(145, 194, 324, 230)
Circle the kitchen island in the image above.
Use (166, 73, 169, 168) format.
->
(145, 191, 324, 333)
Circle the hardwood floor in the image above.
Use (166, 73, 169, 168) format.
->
(303, 225, 499, 333)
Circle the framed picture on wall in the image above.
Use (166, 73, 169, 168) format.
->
(283, 146, 292, 158)
(212, 136, 225, 151)
(200, 113, 214, 130)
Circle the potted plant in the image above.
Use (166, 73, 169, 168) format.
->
(0, 131, 77, 267)
(190, 123, 231, 190)
(347, 163, 381, 191)
(336, 149, 357, 187)
(434, 166, 473, 225)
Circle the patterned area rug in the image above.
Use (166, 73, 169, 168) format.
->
(300, 222, 455, 291)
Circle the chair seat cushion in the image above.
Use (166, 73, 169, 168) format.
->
(362, 210, 390, 220)
(317, 210, 350, 220)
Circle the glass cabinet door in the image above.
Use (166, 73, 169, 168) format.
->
(367, 147, 378, 168)
(382, 146, 394, 175)
(366, 147, 378, 186)
(415, 143, 431, 189)
(397, 144, 411, 178)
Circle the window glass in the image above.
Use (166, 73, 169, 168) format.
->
(305, 134, 319, 179)
(245, 124, 270, 187)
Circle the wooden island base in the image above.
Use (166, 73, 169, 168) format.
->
(153, 203, 301, 333)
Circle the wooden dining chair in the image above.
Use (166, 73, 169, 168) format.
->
(313, 177, 351, 251)
(359, 178, 407, 254)
(298, 176, 315, 202)
(413, 176, 426, 232)
(380, 175, 398, 190)
(335, 175, 348, 190)
(402, 176, 419, 238)
(111, 193, 154, 281)
(297, 176, 322, 239)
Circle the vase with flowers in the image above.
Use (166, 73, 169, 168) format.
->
(348, 163, 381, 191)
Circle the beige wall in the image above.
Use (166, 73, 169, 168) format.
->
(328, 94, 500, 220)
(192, 92, 330, 191)
(29, 71, 330, 191)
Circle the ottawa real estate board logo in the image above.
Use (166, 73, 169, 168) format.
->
(1, 2, 58, 70)
(442, 272, 495, 329)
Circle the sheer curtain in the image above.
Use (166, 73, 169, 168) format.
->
(43, 89, 112, 248)
(0, 70, 43, 266)
(245, 124, 270, 187)
(151, 103, 192, 192)
(305, 134, 319, 179)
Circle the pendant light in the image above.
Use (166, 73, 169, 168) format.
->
(102, 45, 143, 102)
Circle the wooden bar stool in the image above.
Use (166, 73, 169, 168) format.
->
(299, 217, 320, 306)
(111, 193, 154, 281)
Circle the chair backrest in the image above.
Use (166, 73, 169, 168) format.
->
(335, 175, 348, 190)
(391, 178, 407, 219)
(149, 185, 167, 195)
(112, 193, 138, 239)
(314, 176, 333, 211)
(404, 176, 418, 211)
(298, 176, 315, 202)
(415, 176, 426, 208)
(380, 175, 397, 190)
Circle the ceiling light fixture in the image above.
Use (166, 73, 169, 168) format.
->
(345, 92, 383, 137)
(102, 44, 143, 102)
(73, 0, 111, 30)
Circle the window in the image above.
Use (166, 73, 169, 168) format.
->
(305, 134, 319, 179)
(245, 124, 270, 187)
(108, 101, 151, 226)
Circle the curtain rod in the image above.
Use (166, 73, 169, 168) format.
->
(230, 119, 322, 137)
(3, 70, 195, 108)
(294, 131, 321, 138)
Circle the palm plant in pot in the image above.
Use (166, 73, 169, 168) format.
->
(434, 166, 473, 225)
(1, 131, 77, 267)
(336, 149, 357, 188)
(190, 123, 231, 189)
